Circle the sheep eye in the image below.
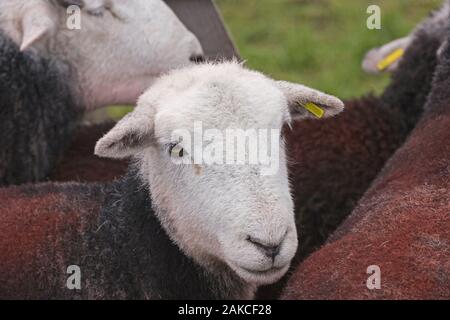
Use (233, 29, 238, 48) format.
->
(87, 8, 105, 17)
(169, 144, 184, 158)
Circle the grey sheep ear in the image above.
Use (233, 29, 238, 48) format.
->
(95, 112, 155, 159)
(20, 2, 58, 51)
(362, 37, 411, 74)
(275, 81, 344, 120)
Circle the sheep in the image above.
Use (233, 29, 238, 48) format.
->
(290, 19, 444, 257)
(0, 61, 344, 299)
(43, 1, 450, 300)
(0, 0, 204, 186)
(256, 5, 448, 299)
(52, 0, 450, 184)
(47, 2, 449, 300)
(281, 34, 450, 300)
(362, 0, 449, 74)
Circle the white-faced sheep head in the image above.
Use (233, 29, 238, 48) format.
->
(362, 0, 449, 74)
(95, 62, 344, 286)
(0, 0, 203, 108)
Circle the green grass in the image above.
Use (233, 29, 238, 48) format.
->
(216, 0, 441, 99)
(105, 0, 441, 119)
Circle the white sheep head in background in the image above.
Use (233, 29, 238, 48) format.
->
(95, 62, 344, 287)
(362, 0, 449, 74)
(0, 0, 203, 108)
(362, 36, 411, 74)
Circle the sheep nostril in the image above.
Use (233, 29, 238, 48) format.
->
(190, 54, 205, 63)
(264, 245, 281, 261)
(247, 236, 282, 261)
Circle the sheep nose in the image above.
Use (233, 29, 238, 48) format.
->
(190, 54, 205, 63)
(247, 236, 283, 261)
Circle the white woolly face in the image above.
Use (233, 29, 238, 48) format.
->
(95, 62, 344, 286)
(0, 0, 203, 108)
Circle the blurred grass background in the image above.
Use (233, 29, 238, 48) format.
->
(217, 0, 441, 98)
(103, 0, 441, 120)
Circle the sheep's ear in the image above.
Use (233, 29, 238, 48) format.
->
(437, 39, 448, 63)
(362, 37, 411, 74)
(276, 81, 344, 120)
(19, 3, 58, 51)
(95, 112, 155, 159)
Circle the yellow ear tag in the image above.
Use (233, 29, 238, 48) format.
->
(377, 48, 405, 71)
(302, 102, 325, 119)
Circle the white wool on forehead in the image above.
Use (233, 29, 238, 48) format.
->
(139, 61, 288, 132)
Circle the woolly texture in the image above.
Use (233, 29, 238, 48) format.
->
(256, 20, 442, 299)
(0, 31, 80, 186)
(288, 25, 440, 259)
(0, 168, 248, 299)
(50, 122, 128, 182)
(281, 34, 450, 300)
(46, 8, 444, 300)
(47, 17, 443, 300)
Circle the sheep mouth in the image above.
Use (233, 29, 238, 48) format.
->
(228, 261, 290, 283)
(239, 265, 286, 275)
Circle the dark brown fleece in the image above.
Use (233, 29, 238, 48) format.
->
(48, 10, 443, 300)
(50, 122, 128, 182)
(0, 31, 81, 186)
(0, 183, 104, 299)
(256, 26, 442, 299)
(0, 169, 249, 300)
(281, 37, 450, 300)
